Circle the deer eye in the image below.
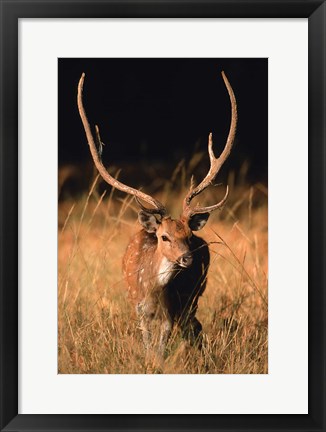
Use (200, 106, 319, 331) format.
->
(161, 235, 170, 242)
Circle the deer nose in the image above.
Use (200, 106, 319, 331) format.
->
(178, 253, 193, 268)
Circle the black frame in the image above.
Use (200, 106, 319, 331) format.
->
(0, 1, 325, 431)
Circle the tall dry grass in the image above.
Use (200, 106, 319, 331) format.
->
(58, 167, 268, 374)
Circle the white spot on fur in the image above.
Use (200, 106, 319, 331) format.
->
(139, 277, 142, 283)
(157, 257, 174, 286)
(140, 268, 144, 274)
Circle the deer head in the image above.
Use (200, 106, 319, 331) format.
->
(77, 71, 237, 257)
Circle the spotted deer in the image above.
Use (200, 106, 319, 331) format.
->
(77, 71, 237, 356)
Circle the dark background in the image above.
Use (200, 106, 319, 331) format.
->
(58, 58, 268, 187)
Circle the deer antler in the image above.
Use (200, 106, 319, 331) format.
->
(182, 71, 237, 220)
(77, 73, 167, 216)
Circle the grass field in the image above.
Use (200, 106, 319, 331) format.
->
(58, 169, 268, 374)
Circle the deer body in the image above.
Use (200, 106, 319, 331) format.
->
(77, 70, 237, 357)
(123, 219, 210, 351)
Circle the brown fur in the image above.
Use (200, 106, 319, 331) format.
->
(123, 217, 209, 355)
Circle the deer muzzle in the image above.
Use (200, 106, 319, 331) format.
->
(177, 252, 193, 269)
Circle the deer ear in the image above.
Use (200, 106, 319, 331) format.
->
(138, 211, 161, 233)
(188, 213, 210, 231)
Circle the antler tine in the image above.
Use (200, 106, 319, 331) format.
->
(77, 73, 166, 216)
(182, 186, 229, 220)
(182, 71, 237, 218)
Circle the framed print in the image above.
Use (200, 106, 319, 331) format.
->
(1, 0, 325, 431)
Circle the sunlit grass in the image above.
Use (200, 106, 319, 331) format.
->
(58, 172, 268, 374)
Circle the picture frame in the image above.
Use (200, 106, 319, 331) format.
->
(1, 0, 325, 431)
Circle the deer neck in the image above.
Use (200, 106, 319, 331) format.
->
(153, 247, 175, 287)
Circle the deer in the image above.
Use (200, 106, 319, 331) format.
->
(77, 71, 237, 358)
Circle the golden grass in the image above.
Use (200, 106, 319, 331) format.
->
(58, 176, 268, 374)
